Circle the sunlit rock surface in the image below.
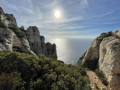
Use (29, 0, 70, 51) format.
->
(79, 31, 120, 90)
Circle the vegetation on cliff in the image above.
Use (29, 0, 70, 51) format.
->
(0, 52, 91, 90)
(0, 20, 7, 28)
(8, 27, 23, 38)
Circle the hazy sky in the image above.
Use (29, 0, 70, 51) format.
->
(0, 0, 120, 38)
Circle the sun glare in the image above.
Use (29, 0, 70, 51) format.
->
(55, 10, 61, 18)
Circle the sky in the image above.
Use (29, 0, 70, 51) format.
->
(0, 0, 120, 38)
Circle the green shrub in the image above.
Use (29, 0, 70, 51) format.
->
(0, 72, 24, 90)
(0, 52, 91, 90)
(100, 31, 113, 38)
(0, 21, 7, 28)
(94, 69, 108, 86)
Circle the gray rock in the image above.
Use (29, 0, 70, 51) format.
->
(0, 27, 21, 51)
(80, 32, 113, 70)
(26, 26, 42, 55)
(20, 25, 25, 30)
(5, 14, 17, 28)
(99, 38, 120, 90)
(25, 26, 57, 59)
(0, 7, 17, 28)
(0, 7, 4, 15)
(79, 31, 120, 89)
(45, 42, 57, 59)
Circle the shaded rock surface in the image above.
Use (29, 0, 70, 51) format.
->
(0, 7, 57, 59)
(79, 31, 120, 90)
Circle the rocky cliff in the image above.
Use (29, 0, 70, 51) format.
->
(0, 7, 17, 28)
(78, 31, 120, 90)
(0, 7, 57, 59)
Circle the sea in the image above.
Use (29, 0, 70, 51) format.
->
(46, 37, 93, 65)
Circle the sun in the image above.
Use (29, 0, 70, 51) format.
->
(54, 10, 61, 18)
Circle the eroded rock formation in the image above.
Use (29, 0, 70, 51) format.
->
(0, 7, 17, 28)
(0, 7, 57, 59)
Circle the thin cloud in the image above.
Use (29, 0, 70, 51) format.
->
(80, 0, 89, 8)
(49, 31, 78, 35)
(0, 0, 119, 38)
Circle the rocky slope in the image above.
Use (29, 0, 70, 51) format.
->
(78, 31, 120, 90)
(86, 70, 107, 90)
(0, 7, 57, 59)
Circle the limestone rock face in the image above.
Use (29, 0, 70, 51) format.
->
(5, 14, 17, 28)
(99, 37, 120, 90)
(25, 26, 57, 59)
(26, 26, 43, 55)
(0, 7, 17, 28)
(0, 27, 21, 51)
(45, 42, 57, 59)
(81, 36, 102, 65)
(80, 32, 113, 70)
(79, 31, 120, 90)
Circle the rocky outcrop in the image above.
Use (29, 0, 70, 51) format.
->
(26, 26, 43, 55)
(79, 31, 120, 90)
(20, 26, 57, 59)
(0, 27, 21, 51)
(99, 36, 120, 90)
(80, 32, 113, 70)
(0, 7, 57, 59)
(0, 7, 17, 28)
(45, 42, 57, 59)
(0, 27, 36, 55)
